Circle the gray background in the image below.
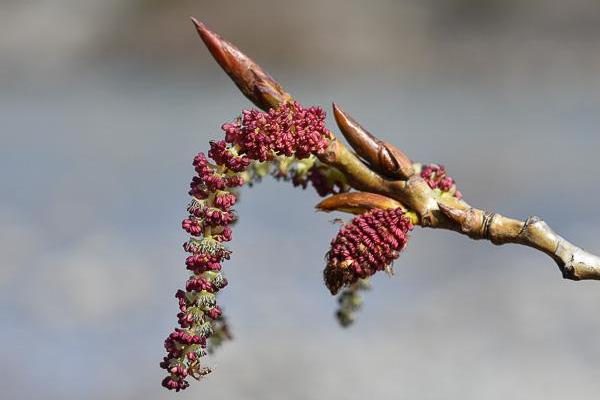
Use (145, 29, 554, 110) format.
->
(2, 1, 600, 399)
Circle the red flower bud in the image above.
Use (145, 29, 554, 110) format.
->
(420, 163, 460, 197)
(324, 208, 413, 295)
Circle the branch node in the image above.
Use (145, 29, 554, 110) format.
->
(481, 211, 497, 241)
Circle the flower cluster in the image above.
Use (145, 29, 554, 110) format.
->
(420, 163, 462, 199)
(222, 101, 331, 162)
(244, 156, 348, 197)
(161, 101, 333, 391)
(160, 154, 238, 391)
(324, 208, 413, 295)
(290, 164, 346, 197)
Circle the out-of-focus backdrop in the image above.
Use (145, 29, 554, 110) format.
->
(2, 1, 600, 399)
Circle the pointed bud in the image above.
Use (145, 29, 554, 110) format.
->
(191, 18, 293, 110)
(437, 202, 468, 225)
(332, 103, 414, 179)
(316, 192, 404, 215)
(437, 202, 483, 239)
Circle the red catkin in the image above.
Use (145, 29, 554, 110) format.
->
(161, 101, 333, 391)
(420, 163, 462, 199)
(324, 208, 413, 295)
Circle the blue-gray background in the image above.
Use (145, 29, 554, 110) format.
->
(2, 1, 600, 399)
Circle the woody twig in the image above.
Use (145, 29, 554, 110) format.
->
(194, 20, 600, 280)
(192, 18, 600, 282)
(159, 18, 600, 393)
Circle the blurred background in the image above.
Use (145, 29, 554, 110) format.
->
(2, 1, 600, 399)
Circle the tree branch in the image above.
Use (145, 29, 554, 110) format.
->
(437, 204, 600, 280)
(192, 18, 600, 282)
